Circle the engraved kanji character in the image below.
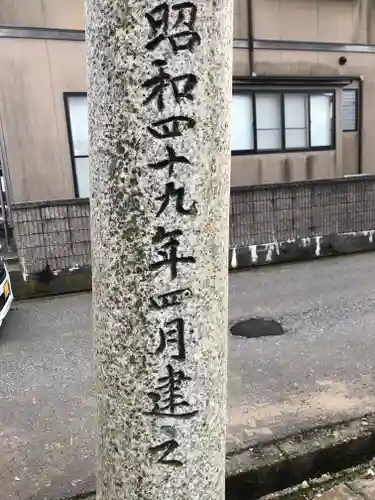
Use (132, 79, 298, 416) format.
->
(144, 364, 198, 418)
(147, 116, 196, 139)
(156, 182, 197, 217)
(146, 2, 201, 53)
(156, 318, 186, 360)
(149, 288, 193, 310)
(142, 60, 197, 112)
(150, 226, 195, 280)
(148, 145, 191, 177)
(149, 439, 182, 466)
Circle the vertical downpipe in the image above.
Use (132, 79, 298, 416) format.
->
(247, 0, 254, 75)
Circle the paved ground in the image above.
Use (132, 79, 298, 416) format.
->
(2, 253, 375, 499)
(228, 253, 375, 449)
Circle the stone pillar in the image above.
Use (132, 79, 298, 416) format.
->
(86, 2, 233, 500)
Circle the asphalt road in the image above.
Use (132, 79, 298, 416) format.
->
(2, 253, 375, 499)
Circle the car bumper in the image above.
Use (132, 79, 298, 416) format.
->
(0, 270, 13, 327)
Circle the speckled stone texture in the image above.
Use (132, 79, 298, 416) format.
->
(86, 1, 233, 500)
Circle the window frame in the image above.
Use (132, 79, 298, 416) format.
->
(63, 91, 89, 198)
(342, 88, 359, 133)
(231, 88, 336, 156)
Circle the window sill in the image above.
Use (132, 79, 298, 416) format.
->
(231, 146, 335, 157)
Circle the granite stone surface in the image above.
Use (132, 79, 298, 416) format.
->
(86, 1, 233, 500)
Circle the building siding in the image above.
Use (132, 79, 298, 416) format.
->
(0, 0, 372, 202)
(0, 38, 86, 202)
(0, 0, 84, 30)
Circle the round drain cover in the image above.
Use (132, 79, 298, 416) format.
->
(230, 318, 285, 339)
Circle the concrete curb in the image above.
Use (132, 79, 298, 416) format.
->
(229, 230, 375, 270)
(9, 229, 375, 299)
(9, 267, 92, 300)
(55, 413, 375, 500)
(225, 413, 375, 500)
(51, 494, 96, 500)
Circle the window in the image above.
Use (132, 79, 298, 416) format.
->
(231, 90, 334, 154)
(256, 93, 282, 149)
(64, 93, 89, 198)
(342, 89, 358, 132)
(310, 94, 333, 147)
(231, 94, 254, 151)
(284, 94, 308, 148)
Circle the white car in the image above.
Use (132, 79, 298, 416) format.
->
(0, 260, 13, 327)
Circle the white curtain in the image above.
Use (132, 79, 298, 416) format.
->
(68, 96, 89, 156)
(284, 94, 308, 148)
(310, 94, 332, 147)
(231, 94, 254, 151)
(255, 93, 281, 149)
(74, 157, 90, 198)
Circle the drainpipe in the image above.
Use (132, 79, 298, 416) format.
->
(247, 0, 254, 75)
(366, 0, 371, 45)
(358, 76, 363, 174)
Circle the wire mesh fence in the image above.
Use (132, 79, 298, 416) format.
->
(12, 200, 90, 274)
(230, 176, 375, 247)
(11, 175, 375, 275)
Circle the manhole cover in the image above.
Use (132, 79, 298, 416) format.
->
(230, 318, 285, 339)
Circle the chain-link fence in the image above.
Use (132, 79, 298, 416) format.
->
(230, 176, 375, 247)
(11, 175, 375, 276)
(12, 200, 90, 274)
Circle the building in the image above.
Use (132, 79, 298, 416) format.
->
(0, 0, 372, 278)
(0, 1, 368, 204)
(232, 0, 365, 186)
(0, 0, 86, 238)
